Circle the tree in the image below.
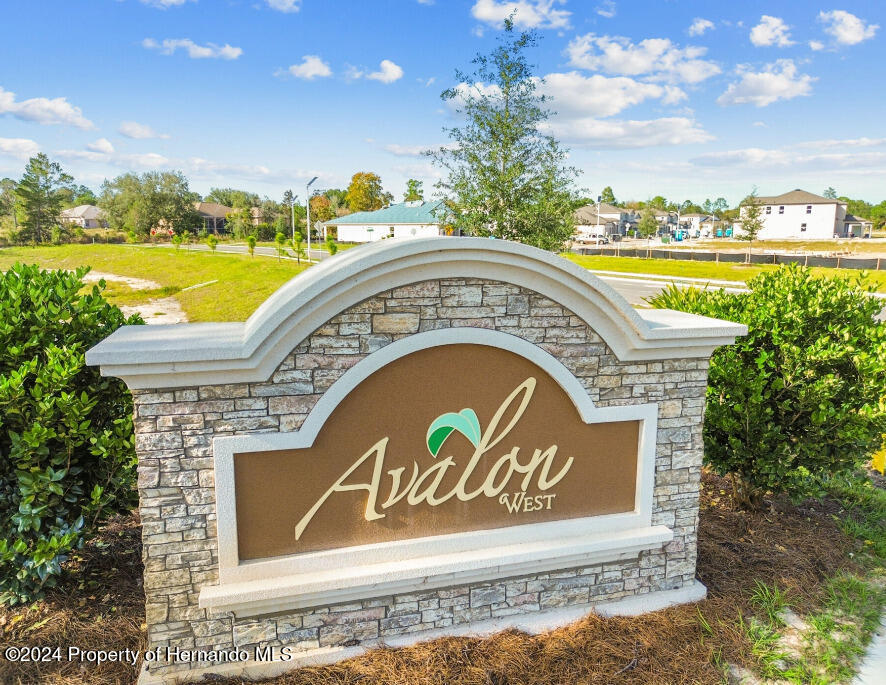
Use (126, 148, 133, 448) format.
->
(224, 206, 252, 239)
(637, 206, 658, 238)
(737, 189, 764, 261)
(713, 197, 729, 214)
(274, 231, 287, 260)
(246, 234, 256, 257)
(600, 186, 616, 205)
(823, 187, 838, 199)
(15, 154, 73, 244)
(206, 187, 259, 208)
(324, 188, 348, 214)
(648, 195, 668, 210)
(99, 171, 200, 238)
(206, 234, 218, 253)
(428, 19, 579, 250)
(172, 234, 182, 250)
(0, 178, 18, 231)
(309, 195, 335, 223)
(404, 179, 424, 202)
(345, 172, 390, 212)
(292, 231, 306, 264)
(326, 234, 339, 255)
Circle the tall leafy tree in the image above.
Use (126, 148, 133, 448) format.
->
(823, 187, 838, 199)
(309, 194, 335, 223)
(345, 172, 390, 212)
(637, 206, 658, 238)
(0, 178, 17, 230)
(15, 154, 72, 244)
(429, 20, 579, 251)
(99, 171, 200, 238)
(404, 179, 424, 201)
(600, 186, 616, 205)
(206, 187, 260, 208)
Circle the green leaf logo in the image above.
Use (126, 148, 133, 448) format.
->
(426, 408, 481, 457)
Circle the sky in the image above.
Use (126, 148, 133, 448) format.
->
(0, 0, 883, 207)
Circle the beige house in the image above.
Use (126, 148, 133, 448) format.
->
(194, 202, 233, 233)
(59, 204, 106, 229)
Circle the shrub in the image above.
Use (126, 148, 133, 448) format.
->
(648, 264, 886, 507)
(0, 264, 143, 604)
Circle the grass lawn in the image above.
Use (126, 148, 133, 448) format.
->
(662, 239, 886, 255)
(565, 253, 886, 291)
(1, 469, 882, 684)
(0, 244, 310, 322)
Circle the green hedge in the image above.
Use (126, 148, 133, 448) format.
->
(649, 265, 886, 507)
(0, 263, 142, 604)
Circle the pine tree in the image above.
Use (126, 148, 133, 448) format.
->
(15, 154, 72, 244)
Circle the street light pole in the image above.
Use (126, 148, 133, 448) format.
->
(289, 189, 295, 244)
(306, 176, 318, 261)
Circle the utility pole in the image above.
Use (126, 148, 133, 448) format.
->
(306, 176, 318, 261)
(595, 194, 601, 245)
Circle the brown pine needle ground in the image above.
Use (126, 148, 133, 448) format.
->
(0, 471, 865, 685)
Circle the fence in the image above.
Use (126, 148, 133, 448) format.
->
(574, 246, 884, 271)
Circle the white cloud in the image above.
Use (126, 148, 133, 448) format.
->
(266, 0, 301, 12)
(752, 121, 767, 127)
(565, 34, 720, 84)
(717, 59, 814, 107)
(539, 116, 713, 149)
(470, 0, 570, 30)
(0, 86, 94, 129)
(284, 55, 333, 80)
(688, 18, 714, 37)
(384, 144, 431, 156)
(538, 72, 684, 118)
(139, 0, 191, 7)
(86, 138, 115, 154)
(0, 137, 40, 160)
(595, 1, 616, 19)
(118, 121, 170, 139)
(142, 37, 242, 60)
(691, 146, 886, 171)
(367, 60, 404, 84)
(790, 137, 886, 149)
(809, 40, 825, 51)
(749, 16, 795, 47)
(818, 10, 878, 46)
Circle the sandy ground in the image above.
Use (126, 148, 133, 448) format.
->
(83, 270, 188, 325)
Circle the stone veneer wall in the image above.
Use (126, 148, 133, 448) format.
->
(133, 278, 709, 680)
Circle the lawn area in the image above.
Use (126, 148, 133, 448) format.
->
(565, 253, 886, 291)
(654, 239, 886, 255)
(0, 243, 310, 322)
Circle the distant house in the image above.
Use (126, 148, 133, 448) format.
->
(573, 205, 618, 239)
(322, 200, 444, 242)
(740, 189, 872, 240)
(573, 202, 634, 236)
(59, 205, 106, 229)
(679, 213, 717, 236)
(194, 202, 233, 233)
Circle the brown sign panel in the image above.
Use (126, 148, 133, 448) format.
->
(233, 344, 640, 561)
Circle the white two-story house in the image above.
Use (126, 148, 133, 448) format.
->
(740, 189, 871, 240)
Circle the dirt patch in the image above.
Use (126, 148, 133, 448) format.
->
(79, 271, 188, 324)
(0, 472, 863, 685)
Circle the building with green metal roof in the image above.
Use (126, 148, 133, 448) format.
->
(323, 200, 444, 242)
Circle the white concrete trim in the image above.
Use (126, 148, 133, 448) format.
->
(204, 330, 662, 614)
(142, 581, 707, 685)
(86, 238, 746, 388)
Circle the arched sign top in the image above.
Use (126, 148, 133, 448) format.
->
(86, 237, 746, 389)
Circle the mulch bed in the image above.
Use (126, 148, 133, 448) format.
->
(0, 471, 861, 684)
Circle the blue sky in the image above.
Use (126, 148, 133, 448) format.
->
(0, 0, 883, 206)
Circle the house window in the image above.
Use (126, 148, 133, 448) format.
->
(778, 206, 785, 214)
(765, 206, 771, 214)
(806, 205, 812, 214)
(800, 223, 807, 232)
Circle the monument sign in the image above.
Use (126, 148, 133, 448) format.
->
(87, 237, 745, 683)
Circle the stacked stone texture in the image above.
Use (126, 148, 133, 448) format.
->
(133, 278, 708, 679)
